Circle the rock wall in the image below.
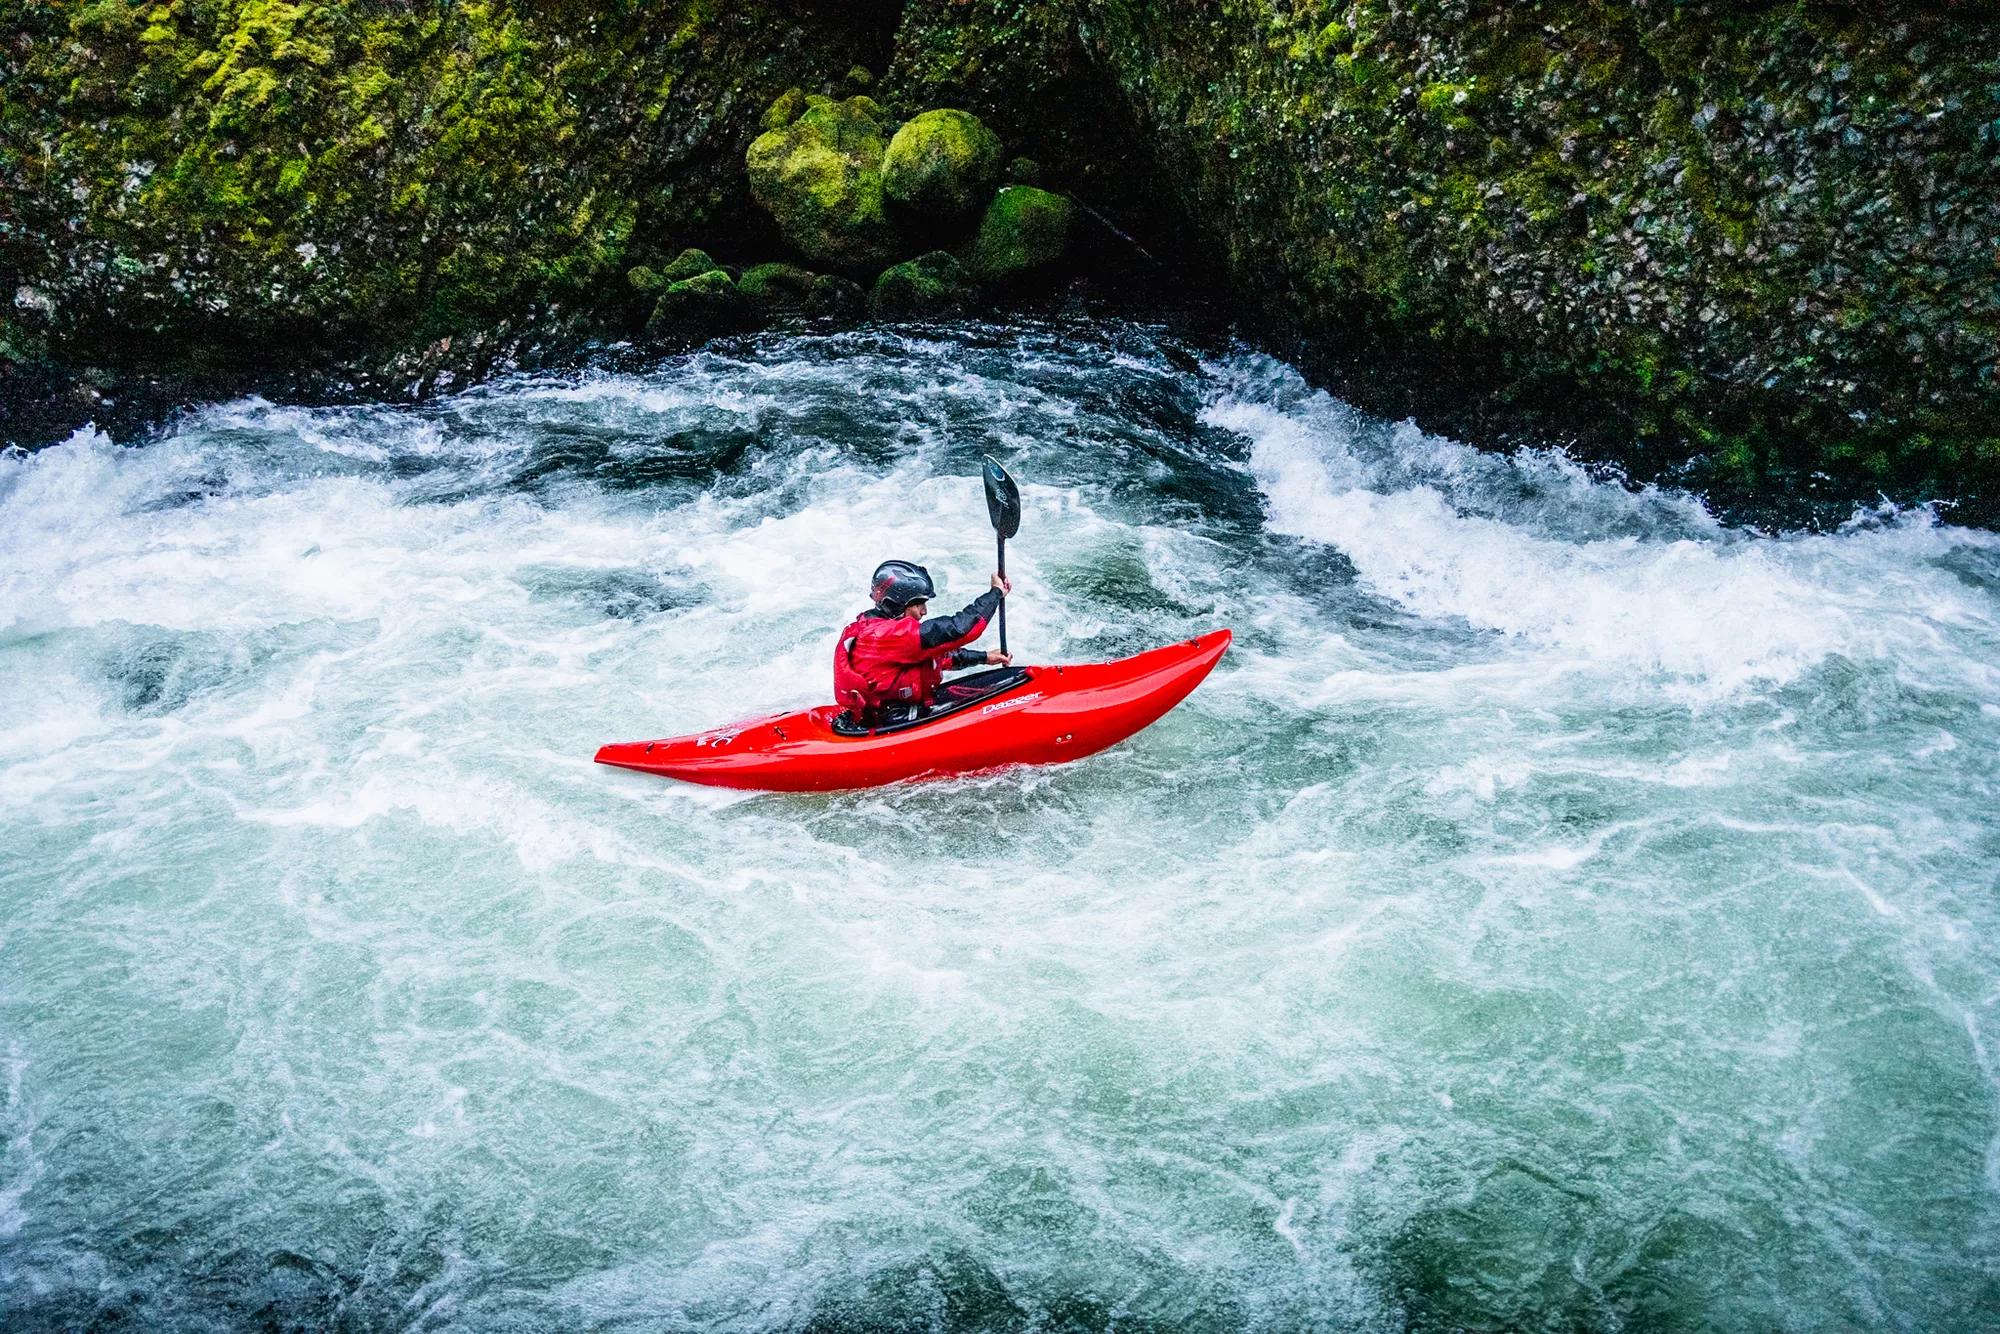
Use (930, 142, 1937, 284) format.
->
(0, 0, 894, 362)
(6, 0, 1997, 504)
(894, 0, 2000, 500)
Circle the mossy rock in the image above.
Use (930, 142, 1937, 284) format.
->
(1006, 156, 1043, 186)
(805, 274, 867, 319)
(871, 251, 978, 318)
(659, 248, 723, 283)
(762, 87, 808, 133)
(738, 262, 819, 313)
(883, 109, 1004, 222)
(626, 266, 667, 296)
(965, 187, 1074, 285)
(644, 269, 746, 343)
(838, 65, 876, 96)
(747, 95, 900, 272)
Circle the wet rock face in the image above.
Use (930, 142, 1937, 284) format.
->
(0, 1, 886, 358)
(745, 95, 902, 273)
(883, 109, 1005, 222)
(8, 0, 1997, 502)
(892, 0, 2000, 500)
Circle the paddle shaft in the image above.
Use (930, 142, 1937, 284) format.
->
(995, 532, 1008, 655)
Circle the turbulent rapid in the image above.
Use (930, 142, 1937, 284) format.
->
(3, 322, 1997, 1330)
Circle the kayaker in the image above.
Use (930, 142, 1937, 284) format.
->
(834, 560, 1013, 724)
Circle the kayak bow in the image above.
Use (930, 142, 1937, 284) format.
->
(595, 628, 1230, 791)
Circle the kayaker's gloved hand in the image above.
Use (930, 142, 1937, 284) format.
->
(990, 572, 1011, 595)
(985, 651, 1012, 666)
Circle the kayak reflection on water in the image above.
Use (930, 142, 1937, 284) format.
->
(832, 559, 1015, 728)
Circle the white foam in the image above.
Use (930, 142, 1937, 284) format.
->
(1207, 365, 2000, 700)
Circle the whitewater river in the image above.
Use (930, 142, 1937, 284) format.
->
(3, 321, 1997, 1329)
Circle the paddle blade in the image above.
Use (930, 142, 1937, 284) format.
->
(983, 455, 1021, 538)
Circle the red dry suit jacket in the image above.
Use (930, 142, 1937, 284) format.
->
(833, 588, 1002, 716)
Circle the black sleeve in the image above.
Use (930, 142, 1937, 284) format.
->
(949, 647, 989, 669)
(918, 587, 1001, 650)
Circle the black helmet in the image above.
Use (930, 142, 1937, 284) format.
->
(870, 559, 936, 613)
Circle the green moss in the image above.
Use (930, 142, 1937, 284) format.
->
(762, 86, 807, 132)
(964, 185, 1073, 284)
(738, 261, 818, 311)
(746, 93, 899, 271)
(0, 0, 880, 352)
(644, 267, 744, 343)
(1042, 0, 2000, 500)
(883, 109, 1004, 221)
(872, 250, 977, 318)
(659, 248, 722, 283)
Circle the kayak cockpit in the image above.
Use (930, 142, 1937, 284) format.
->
(827, 665, 1034, 738)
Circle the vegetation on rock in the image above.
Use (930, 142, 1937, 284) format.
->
(883, 109, 1006, 222)
(891, 0, 2000, 502)
(872, 252, 979, 318)
(7, 0, 1996, 508)
(0, 0, 889, 360)
(659, 249, 725, 284)
(644, 268, 744, 343)
(738, 261, 819, 313)
(745, 94, 901, 272)
(966, 187, 1075, 284)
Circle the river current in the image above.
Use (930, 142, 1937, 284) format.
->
(3, 321, 1997, 1329)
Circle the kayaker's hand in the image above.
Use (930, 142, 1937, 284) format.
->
(986, 651, 1013, 666)
(990, 572, 1012, 595)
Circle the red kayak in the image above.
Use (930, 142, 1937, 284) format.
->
(595, 628, 1230, 791)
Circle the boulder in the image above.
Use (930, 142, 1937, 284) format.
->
(883, 109, 1004, 222)
(644, 269, 746, 343)
(871, 251, 978, 318)
(761, 87, 807, 133)
(659, 247, 723, 283)
(805, 274, 867, 319)
(964, 186, 1073, 284)
(1005, 156, 1042, 185)
(746, 94, 900, 272)
(800, 276, 864, 320)
(738, 262, 819, 314)
(626, 265, 667, 296)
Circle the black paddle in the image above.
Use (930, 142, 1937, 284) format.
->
(982, 455, 1021, 656)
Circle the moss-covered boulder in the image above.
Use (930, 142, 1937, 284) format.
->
(965, 187, 1074, 285)
(738, 262, 819, 314)
(805, 275, 868, 320)
(746, 94, 900, 273)
(872, 251, 978, 318)
(883, 109, 1004, 222)
(644, 269, 745, 344)
(1006, 156, 1042, 186)
(659, 248, 723, 284)
(762, 88, 808, 133)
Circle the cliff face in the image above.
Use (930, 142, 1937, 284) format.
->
(0, 0, 893, 361)
(893, 0, 2000, 500)
(6, 1, 1997, 505)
